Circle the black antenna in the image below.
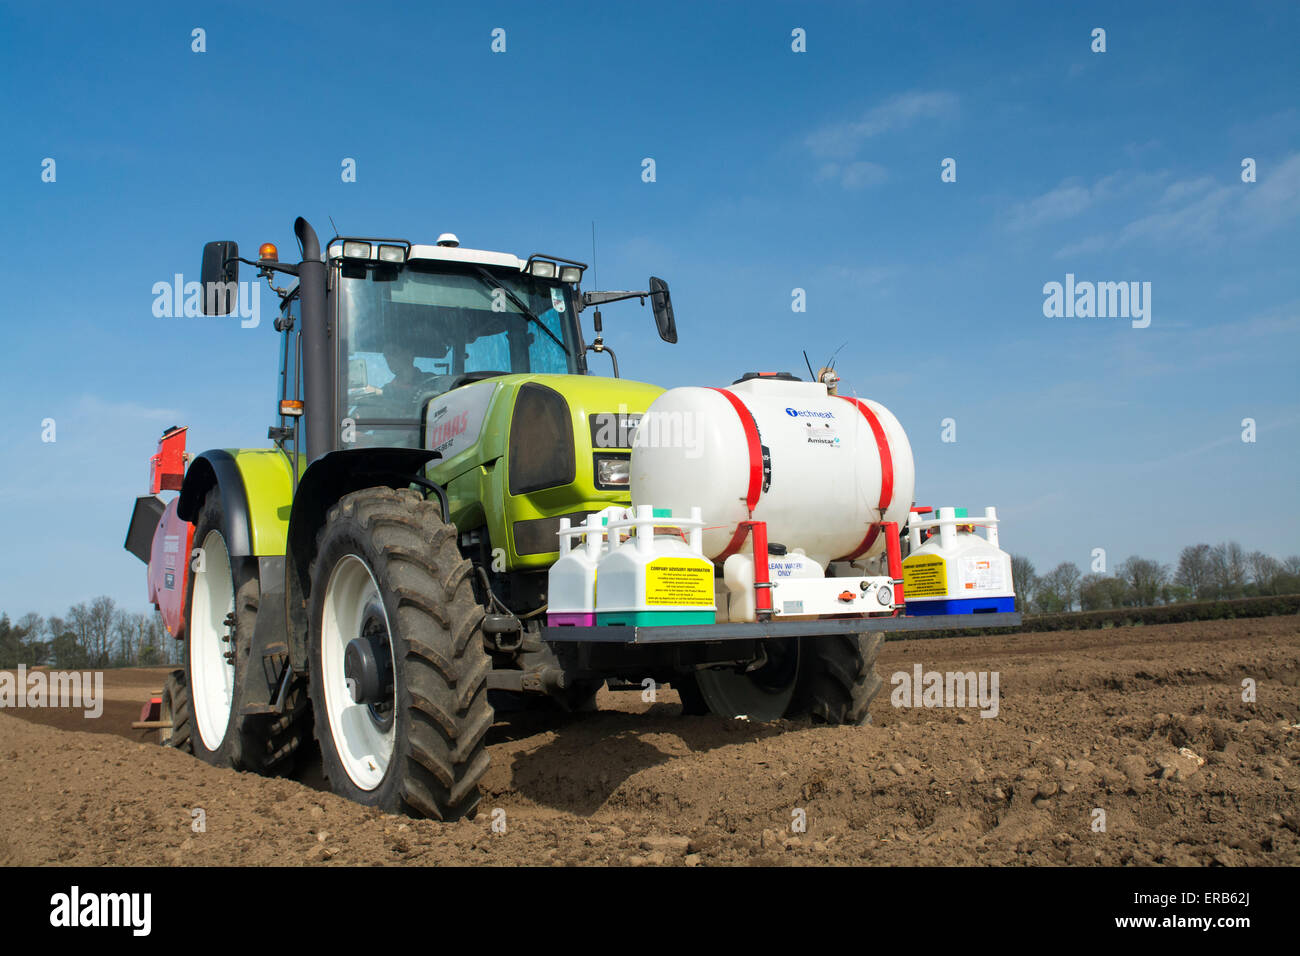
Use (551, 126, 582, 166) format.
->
(329, 215, 341, 239)
(803, 349, 816, 381)
(591, 221, 597, 290)
(826, 340, 848, 371)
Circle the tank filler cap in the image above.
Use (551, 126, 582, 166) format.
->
(732, 371, 803, 384)
(436, 233, 460, 247)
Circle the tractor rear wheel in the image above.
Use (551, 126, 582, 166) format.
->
(683, 632, 885, 724)
(307, 487, 493, 820)
(184, 489, 308, 772)
(159, 669, 192, 751)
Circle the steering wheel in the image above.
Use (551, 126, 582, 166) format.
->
(348, 372, 446, 417)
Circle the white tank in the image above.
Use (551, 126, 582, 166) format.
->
(630, 377, 915, 567)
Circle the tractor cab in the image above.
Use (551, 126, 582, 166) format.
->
(332, 240, 586, 449)
(205, 221, 676, 461)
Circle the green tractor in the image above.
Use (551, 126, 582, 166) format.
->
(129, 217, 696, 818)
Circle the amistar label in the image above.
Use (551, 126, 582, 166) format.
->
(903, 554, 948, 598)
(644, 558, 715, 607)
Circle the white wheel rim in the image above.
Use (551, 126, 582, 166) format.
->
(190, 530, 235, 750)
(321, 554, 397, 791)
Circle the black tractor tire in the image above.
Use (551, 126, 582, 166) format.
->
(159, 669, 192, 751)
(788, 632, 886, 725)
(307, 487, 493, 821)
(184, 489, 309, 772)
(677, 632, 885, 724)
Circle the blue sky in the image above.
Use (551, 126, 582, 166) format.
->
(1, 0, 1297, 617)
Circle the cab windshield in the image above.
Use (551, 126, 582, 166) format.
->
(338, 261, 580, 447)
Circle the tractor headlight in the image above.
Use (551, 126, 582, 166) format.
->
(529, 260, 557, 279)
(342, 241, 372, 259)
(377, 244, 406, 264)
(559, 265, 582, 284)
(595, 457, 630, 488)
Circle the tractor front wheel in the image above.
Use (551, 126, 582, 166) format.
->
(307, 488, 493, 820)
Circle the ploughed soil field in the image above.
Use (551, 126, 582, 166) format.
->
(1, 616, 1296, 866)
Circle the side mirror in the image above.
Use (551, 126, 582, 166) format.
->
(201, 241, 239, 316)
(649, 276, 676, 344)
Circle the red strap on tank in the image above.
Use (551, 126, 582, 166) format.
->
(709, 387, 764, 559)
(836, 396, 895, 560)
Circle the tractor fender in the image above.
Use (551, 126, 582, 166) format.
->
(177, 451, 253, 557)
(178, 449, 296, 558)
(283, 448, 443, 670)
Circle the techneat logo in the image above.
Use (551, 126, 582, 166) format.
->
(785, 407, 834, 419)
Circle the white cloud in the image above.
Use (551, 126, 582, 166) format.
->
(816, 160, 888, 190)
(1051, 153, 1300, 249)
(804, 90, 958, 159)
(1053, 234, 1109, 259)
(73, 395, 181, 423)
(1129, 414, 1300, 474)
(1009, 170, 1168, 234)
(1007, 183, 1094, 231)
(822, 263, 897, 289)
(1237, 152, 1300, 231)
(1117, 181, 1236, 245)
(1158, 176, 1215, 204)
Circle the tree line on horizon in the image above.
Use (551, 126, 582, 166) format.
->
(2, 539, 1296, 666)
(1012, 542, 1300, 614)
(0, 597, 180, 670)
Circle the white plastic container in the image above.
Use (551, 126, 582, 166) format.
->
(720, 548, 823, 622)
(901, 507, 1015, 616)
(547, 508, 628, 627)
(630, 377, 914, 567)
(594, 506, 716, 627)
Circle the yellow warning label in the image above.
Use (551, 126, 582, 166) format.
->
(903, 554, 948, 598)
(645, 558, 715, 607)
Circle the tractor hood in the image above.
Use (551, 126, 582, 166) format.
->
(423, 373, 664, 568)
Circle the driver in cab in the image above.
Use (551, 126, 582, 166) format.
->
(379, 343, 425, 408)
(348, 342, 438, 421)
